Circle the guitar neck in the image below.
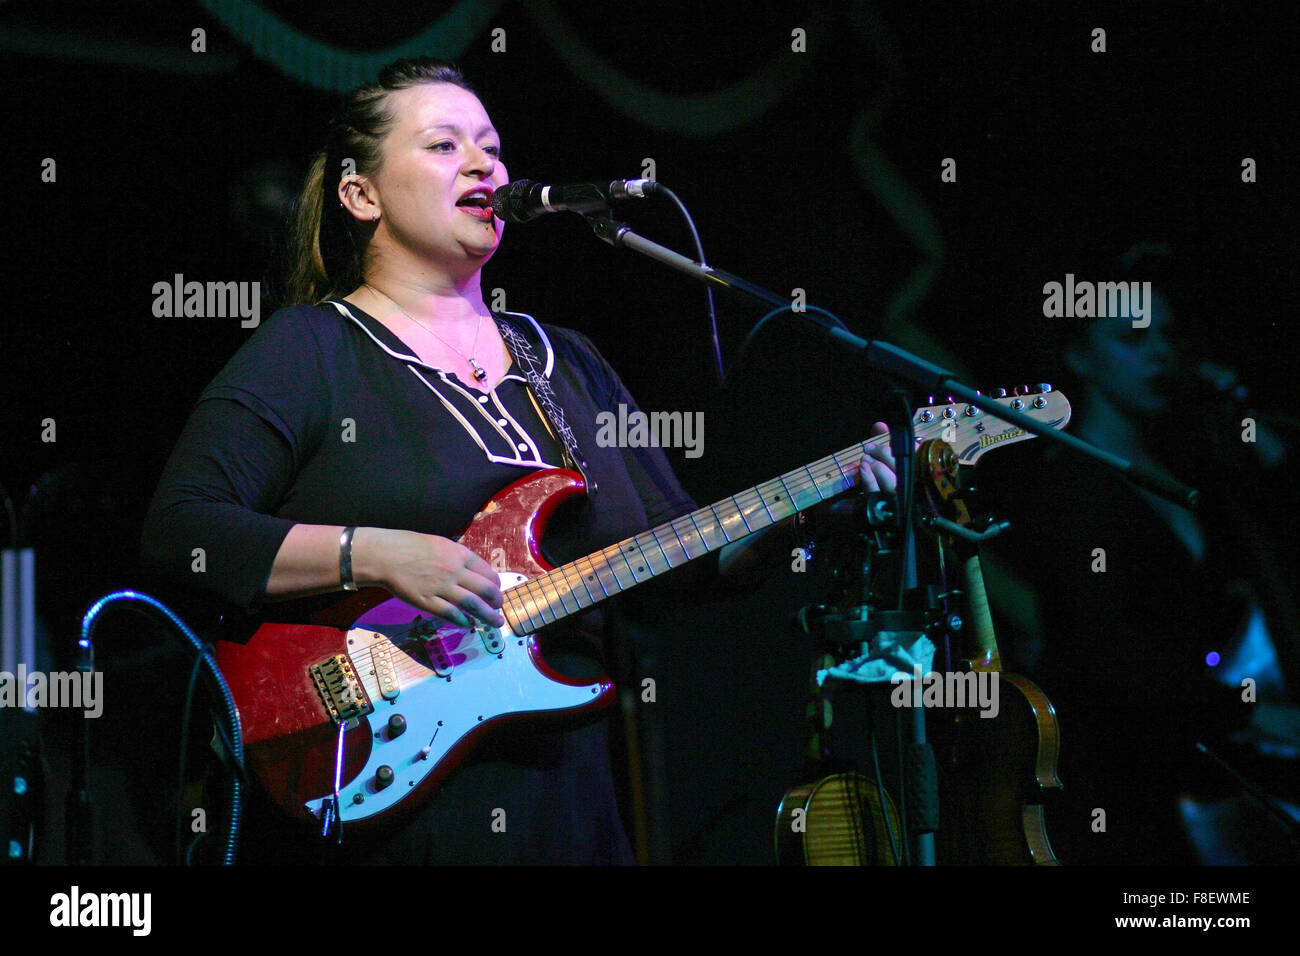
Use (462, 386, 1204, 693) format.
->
(501, 388, 1071, 635)
(502, 438, 879, 633)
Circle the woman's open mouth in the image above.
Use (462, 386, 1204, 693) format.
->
(456, 190, 495, 222)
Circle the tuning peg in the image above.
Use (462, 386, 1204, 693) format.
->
(927, 394, 935, 406)
(993, 388, 1008, 398)
(946, 394, 955, 404)
(1036, 383, 1053, 393)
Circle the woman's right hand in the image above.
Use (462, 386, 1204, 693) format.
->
(353, 527, 505, 628)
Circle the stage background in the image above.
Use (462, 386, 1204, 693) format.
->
(2, 1, 1295, 864)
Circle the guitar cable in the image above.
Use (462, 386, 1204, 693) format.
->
(866, 697, 903, 865)
(894, 710, 912, 866)
(175, 649, 205, 864)
(80, 591, 246, 865)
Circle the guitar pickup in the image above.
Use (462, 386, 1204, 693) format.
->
(310, 655, 373, 725)
(425, 637, 454, 678)
(479, 625, 505, 655)
(370, 643, 400, 700)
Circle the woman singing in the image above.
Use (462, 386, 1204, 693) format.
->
(142, 57, 897, 864)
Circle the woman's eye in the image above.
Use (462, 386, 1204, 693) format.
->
(482, 145, 501, 157)
(427, 141, 455, 152)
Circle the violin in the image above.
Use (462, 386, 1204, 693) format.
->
(921, 437, 1062, 865)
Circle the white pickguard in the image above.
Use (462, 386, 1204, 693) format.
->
(304, 573, 606, 824)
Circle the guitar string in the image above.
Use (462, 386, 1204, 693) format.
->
(375, 403, 1043, 642)
(346, 405, 1048, 828)
(520, 400, 1058, 628)
(510, 397, 1056, 629)
(366, 406, 1050, 697)
(507, 427, 907, 631)
(507, 436, 878, 627)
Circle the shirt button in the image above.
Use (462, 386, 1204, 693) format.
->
(478, 395, 490, 403)
(497, 419, 509, 427)
(517, 442, 528, 452)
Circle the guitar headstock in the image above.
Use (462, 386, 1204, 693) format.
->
(911, 385, 1071, 465)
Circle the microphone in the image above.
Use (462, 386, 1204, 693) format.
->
(491, 178, 656, 223)
(1193, 359, 1249, 405)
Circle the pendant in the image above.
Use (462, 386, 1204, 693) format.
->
(468, 357, 488, 382)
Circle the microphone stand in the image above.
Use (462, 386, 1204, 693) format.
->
(583, 214, 1200, 509)
(583, 211, 1199, 865)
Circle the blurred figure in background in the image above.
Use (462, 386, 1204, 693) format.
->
(989, 241, 1300, 864)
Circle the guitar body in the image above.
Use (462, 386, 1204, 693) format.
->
(214, 468, 613, 830)
(923, 443, 1063, 865)
(775, 773, 903, 865)
(213, 391, 1073, 830)
(930, 672, 1062, 865)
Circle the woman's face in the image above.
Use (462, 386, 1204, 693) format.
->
(369, 82, 508, 273)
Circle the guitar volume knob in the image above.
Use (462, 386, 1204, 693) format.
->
(387, 714, 407, 738)
(375, 765, 395, 790)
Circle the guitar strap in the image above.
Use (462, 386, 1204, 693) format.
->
(492, 314, 598, 494)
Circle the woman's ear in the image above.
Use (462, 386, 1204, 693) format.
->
(338, 176, 379, 223)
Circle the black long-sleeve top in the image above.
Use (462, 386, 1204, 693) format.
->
(140, 298, 714, 864)
(142, 298, 711, 613)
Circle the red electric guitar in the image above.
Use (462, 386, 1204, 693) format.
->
(214, 389, 1071, 828)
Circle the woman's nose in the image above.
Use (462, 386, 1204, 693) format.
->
(465, 145, 496, 174)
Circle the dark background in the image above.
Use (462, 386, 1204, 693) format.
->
(1, 2, 1295, 864)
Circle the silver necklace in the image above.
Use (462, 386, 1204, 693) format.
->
(365, 283, 490, 382)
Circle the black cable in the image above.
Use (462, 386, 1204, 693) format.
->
(184, 829, 208, 866)
(81, 591, 245, 865)
(733, 303, 850, 385)
(893, 710, 912, 865)
(175, 650, 205, 865)
(866, 696, 902, 865)
(597, 181, 853, 390)
(650, 184, 725, 386)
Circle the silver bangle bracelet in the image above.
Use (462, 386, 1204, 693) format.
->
(339, 526, 359, 591)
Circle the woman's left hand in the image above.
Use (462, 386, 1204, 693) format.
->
(857, 421, 899, 493)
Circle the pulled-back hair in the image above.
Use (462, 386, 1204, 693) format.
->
(282, 58, 478, 306)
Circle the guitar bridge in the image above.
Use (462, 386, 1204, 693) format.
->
(310, 654, 373, 726)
